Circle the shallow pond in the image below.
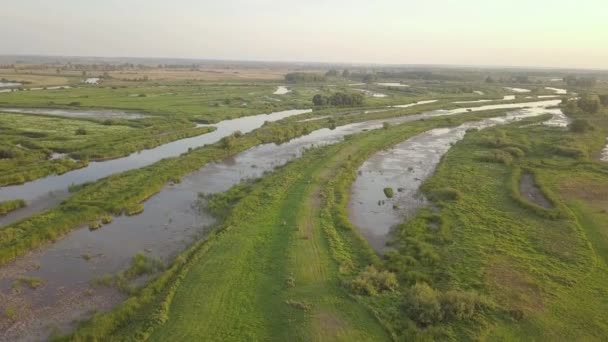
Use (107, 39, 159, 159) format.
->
(519, 173, 552, 208)
(349, 104, 562, 253)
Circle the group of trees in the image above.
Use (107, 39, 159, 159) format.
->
(312, 92, 365, 107)
(566, 94, 608, 114)
(564, 75, 597, 88)
(284, 72, 326, 83)
(325, 69, 351, 78)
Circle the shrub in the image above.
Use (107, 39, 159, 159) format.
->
(75, 127, 88, 135)
(569, 119, 592, 133)
(427, 187, 462, 202)
(503, 146, 525, 158)
(478, 150, 513, 165)
(553, 146, 587, 159)
(383, 122, 391, 130)
(439, 290, 488, 320)
(404, 283, 443, 326)
(350, 266, 398, 296)
(68, 101, 81, 106)
(383, 187, 394, 198)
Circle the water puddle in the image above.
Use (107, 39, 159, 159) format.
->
(0, 107, 147, 120)
(376, 82, 409, 87)
(355, 89, 387, 98)
(84, 78, 100, 85)
(504, 87, 531, 93)
(0, 82, 21, 88)
(519, 173, 552, 208)
(601, 139, 608, 162)
(391, 100, 438, 108)
(349, 104, 561, 253)
(545, 87, 567, 94)
(273, 86, 291, 95)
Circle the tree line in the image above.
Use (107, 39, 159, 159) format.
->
(312, 92, 365, 107)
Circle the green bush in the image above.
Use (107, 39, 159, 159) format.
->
(383, 187, 394, 198)
(350, 266, 398, 296)
(404, 283, 443, 326)
(427, 187, 462, 202)
(569, 119, 592, 133)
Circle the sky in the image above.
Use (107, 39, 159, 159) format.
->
(1, 0, 607, 69)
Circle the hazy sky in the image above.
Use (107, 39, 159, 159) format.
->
(1, 0, 607, 69)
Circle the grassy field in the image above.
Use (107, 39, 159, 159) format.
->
(0, 111, 215, 186)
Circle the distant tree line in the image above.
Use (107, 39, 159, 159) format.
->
(312, 92, 365, 107)
(564, 76, 597, 88)
(284, 72, 326, 83)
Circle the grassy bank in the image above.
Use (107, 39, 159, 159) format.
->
(356, 111, 608, 339)
(0, 200, 26, 216)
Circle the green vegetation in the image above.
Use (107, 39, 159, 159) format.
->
(0, 112, 215, 186)
(312, 92, 365, 107)
(357, 108, 608, 339)
(285, 72, 326, 83)
(61, 109, 516, 341)
(383, 187, 394, 198)
(0, 199, 26, 216)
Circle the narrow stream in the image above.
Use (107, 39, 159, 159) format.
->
(348, 106, 563, 253)
(0, 100, 559, 340)
(0, 109, 311, 224)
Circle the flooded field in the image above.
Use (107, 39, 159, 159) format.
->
(349, 104, 562, 252)
(0, 107, 147, 120)
(0, 100, 560, 340)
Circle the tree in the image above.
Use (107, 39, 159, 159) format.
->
(485, 76, 495, 83)
(577, 94, 601, 113)
(312, 94, 328, 106)
(363, 74, 377, 84)
(599, 94, 608, 107)
(325, 69, 338, 77)
(342, 69, 350, 78)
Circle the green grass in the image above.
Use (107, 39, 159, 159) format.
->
(0, 199, 26, 216)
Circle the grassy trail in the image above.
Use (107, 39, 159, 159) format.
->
(149, 144, 387, 341)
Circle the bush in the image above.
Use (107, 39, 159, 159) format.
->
(383, 187, 394, 198)
(478, 150, 513, 165)
(570, 119, 592, 133)
(404, 283, 443, 326)
(553, 146, 587, 159)
(68, 101, 81, 106)
(350, 266, 398, 296)
(427, 187, 462, 202)
(75, 127, 88, 135)
(404, 284, 490, 327)
(503, 146, 525, 158)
